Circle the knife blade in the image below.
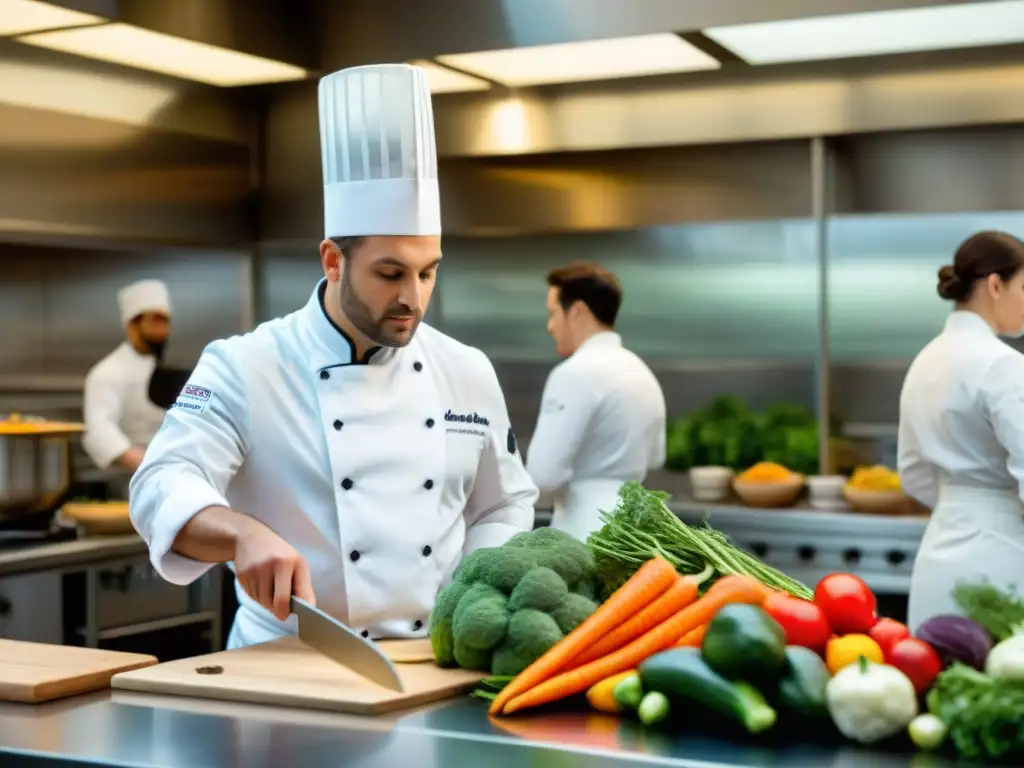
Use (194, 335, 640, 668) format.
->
(290, 596, 405, 693)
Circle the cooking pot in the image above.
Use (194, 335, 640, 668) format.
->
(0, 416, 83, 522)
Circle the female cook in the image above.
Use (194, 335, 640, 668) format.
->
(899, 230, 1024, 631)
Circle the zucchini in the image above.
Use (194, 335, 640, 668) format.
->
(638, 647, 778, 734)
(702, 604, 787, 683)
(777, 646, 830, 719)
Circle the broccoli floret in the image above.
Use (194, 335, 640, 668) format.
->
(453, 548, 494, 583)
(572, 577, 597, 601)
(551, 593, 598, 635)
(452, 583, 510, 651)
(534, 547, 589, 586)
(479, 547, 536, 594)
(428, 580, 470, 667)
(490, 609, 564, 677)
(508, 566, 569, 613)
(453, 638, 492, 671)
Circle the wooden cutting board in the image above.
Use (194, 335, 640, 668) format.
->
(110, 636, 485, 715)
(0, 639, 158, 703)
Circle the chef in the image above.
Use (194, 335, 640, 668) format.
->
(82, 279, 187, 474)
(129, 63, 538, 649)
(899, 230, 1024, 631)
(525, 262, 666, 541)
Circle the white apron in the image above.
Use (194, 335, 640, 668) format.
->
(907, 485, 1024, 632)
(550, 478, 624, 542)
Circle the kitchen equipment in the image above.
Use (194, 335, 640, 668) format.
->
(110, 635, 485, 714)
(291, 596, 403, 692)
(807, 475, 849, 510)
(689, 466, 734, 501)
(0, 639, 156, 703)
(733, 475, 805, 508)
(60, 501, 134, 536)
(0, 415, 84, 523)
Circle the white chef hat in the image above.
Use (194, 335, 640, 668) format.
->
(117, 279, 171, 326)
(318, 63, 441, 239)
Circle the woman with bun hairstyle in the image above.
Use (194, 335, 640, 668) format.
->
(899, 230, 1024, 630)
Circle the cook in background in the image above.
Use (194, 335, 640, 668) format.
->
(526, 262, 667, 541)
(129, 63, 537, 650)
(899, 230, 1024, 631)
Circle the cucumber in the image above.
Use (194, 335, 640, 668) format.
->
(777, 646, 830, 719)
(638, 647, 778, 734)
(701, 604, 787, 683)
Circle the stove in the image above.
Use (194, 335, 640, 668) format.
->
(0, 511, 78, 551)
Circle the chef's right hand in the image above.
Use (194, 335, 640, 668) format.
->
(233, 521, 316, 622)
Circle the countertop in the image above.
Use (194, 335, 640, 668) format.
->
(0, 686, 996, 767)
(0, 534, 147, 576)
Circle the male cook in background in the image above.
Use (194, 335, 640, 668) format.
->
(526, 262, 667, 541)
(129, 64, 538, 650)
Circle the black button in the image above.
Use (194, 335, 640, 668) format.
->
(333, 420, 343, 430)
(422, 545, 432, 557)
(341, 478, 354, 490)
(413, 361, 423, 372)
(413, 620, 423, 631)
(319, 370, 330, 380)
(424, 479, 434, 490)
(350, 550, 361, 562)
(361, 630, 369, 638)
(425, 418, 435, 428)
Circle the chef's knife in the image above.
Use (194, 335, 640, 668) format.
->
(290, 596, 405, 693)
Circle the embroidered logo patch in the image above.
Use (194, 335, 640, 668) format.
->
(173, 384, 213, 415)
(444, 409, 490, 427)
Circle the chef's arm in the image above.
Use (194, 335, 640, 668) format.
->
(81, 369, 140, 471)
(525, 366, 597, 492)
(896, 409, 938, 509)
(462, 351, 538, 553)
(982, 355, 1024, 502)
(129, 341, 251, 585)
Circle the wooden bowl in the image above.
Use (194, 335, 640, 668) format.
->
(844, 487, 907, 514)
(61, 501, 134, 535)
(733, 476, 805, 508)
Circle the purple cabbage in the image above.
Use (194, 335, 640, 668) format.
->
(915, 614, 993, 670)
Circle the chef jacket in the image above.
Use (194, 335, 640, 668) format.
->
(129, 278, 538, 647)
(526, 331, 666, 539)
(82, 343, 169, 470)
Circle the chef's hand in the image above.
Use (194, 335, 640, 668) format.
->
(234, 520, 317, 622)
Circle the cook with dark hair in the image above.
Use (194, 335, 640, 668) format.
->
(899, 230, 1024, 630)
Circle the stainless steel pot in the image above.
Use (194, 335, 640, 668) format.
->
(0, 420, 83, 521)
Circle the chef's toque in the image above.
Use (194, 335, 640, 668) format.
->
(118, 279, 171, 325)
(318, 63, 441, 239)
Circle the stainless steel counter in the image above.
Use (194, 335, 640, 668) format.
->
(0, 688, 987, 768)
(0, 535, 146, 577)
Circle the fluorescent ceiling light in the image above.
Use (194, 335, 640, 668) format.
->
(435, 33, 720, 87)
(409, 59, 491, 94)
(0, 0, 103, 36)
(16, 22, 309, 87)
(705, 1, 1024, 65)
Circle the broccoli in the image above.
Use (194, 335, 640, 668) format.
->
(428, 526, 599, 675)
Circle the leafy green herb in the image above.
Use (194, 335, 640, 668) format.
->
(953, 582, 1024, 643)
(927, 663, 1024, 762)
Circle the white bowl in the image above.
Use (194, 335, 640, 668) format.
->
(689, 466, 735, 501)
(807, 475, 849, 509)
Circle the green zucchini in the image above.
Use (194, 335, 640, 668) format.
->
(701, 604, 787, 683)
(777, 646, 830, 719)
(638, 648, 778, 734)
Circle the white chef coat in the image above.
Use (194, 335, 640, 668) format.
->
(82, 343, 168, 470)
(129, 279, 538, 648)
(899, 310, 1024, 631)
(526, 331, 666, 541)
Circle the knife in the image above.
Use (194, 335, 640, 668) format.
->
(290, 596, 405, 693)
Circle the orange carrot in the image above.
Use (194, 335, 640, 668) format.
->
(488, 556, 678, 715)
(675, 623, 707, 647)
(567, 575, 702, 669)
(499, 574, 766, 715)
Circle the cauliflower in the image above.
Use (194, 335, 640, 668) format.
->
(429, 527, 599, 675)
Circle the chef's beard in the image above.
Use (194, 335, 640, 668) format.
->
(143, 337, 167, 361)
(339, 269, 421, 347)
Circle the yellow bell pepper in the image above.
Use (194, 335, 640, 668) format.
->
(586, 670, 636, 714)
(826, 634, 884, 674)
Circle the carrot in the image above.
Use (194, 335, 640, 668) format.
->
(488, 556, 678, 715)
(566, 574, 703, 669)
(675, 623, 707, 647)
(499, 574, 766, 715)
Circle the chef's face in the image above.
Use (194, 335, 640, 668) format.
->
(546, 287, 575, 357)
(987, 269, 1024, 337)
(324, 236, 440, 347)
(131, 312, 171, 356)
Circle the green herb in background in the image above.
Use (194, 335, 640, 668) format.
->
(953, 582, 1024, 643)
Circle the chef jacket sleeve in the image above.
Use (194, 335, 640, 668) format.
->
(81, 365, 134, 470)
(525, 364, 598, 493)
(129, 340, 251, 585)
(897, 408, 938, 509)
(981, 354, 1024, 501)
(462, 350, 538, 553)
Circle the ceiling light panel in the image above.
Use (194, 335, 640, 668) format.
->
(436, 33, 721, 87)
(16, 22, 309, 87)
(409, 59, 492, 94)
(0, 0, 103, 36)
(705, 0, 1024, 65)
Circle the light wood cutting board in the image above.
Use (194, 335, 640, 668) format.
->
(110, 636, 485, 715)
(0, 639, 158, 703)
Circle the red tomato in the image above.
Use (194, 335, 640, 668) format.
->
(888, 637, 943, 694)
(869, 618, 911, 660)
(813, 573, 878, 635)
(763, 593, 832, 652)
